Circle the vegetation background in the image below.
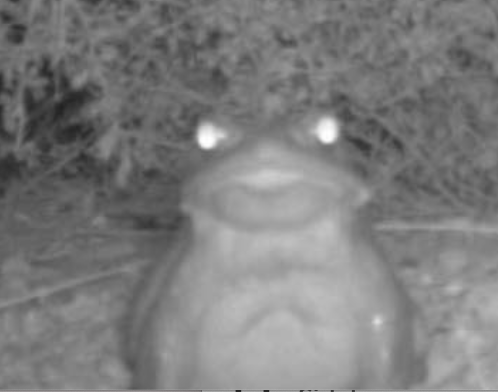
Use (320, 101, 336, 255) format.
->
(1, 0, 498, 388)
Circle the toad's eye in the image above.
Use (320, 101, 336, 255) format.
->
(196, 121, 231, 151)
(309, 115, 341, 145)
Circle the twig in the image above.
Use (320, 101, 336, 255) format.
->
(0, 262, 143, 313)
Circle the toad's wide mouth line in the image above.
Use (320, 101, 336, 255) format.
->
(184, 173, 344, 228)
(193, 170, 346, 198)
(232, 168, 303, 188)
(210, 176, 342, 204)
(185, 156, 361, 193)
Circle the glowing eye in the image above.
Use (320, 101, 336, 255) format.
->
(311, 116, 341, 145)
(196, 121, 228, 150)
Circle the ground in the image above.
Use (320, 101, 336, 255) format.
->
(0, 178, 496, 389)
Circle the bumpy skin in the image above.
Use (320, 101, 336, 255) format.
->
(127, 111, 426, 389)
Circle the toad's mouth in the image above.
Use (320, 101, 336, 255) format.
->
(183, 154, 370, 229)
(232, 167, 304, 189)
(195, 166, 341, 229)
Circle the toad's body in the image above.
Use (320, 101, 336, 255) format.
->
(127, 111, 425, 389)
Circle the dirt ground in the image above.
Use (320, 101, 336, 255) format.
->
(0, 178, 497, 389)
